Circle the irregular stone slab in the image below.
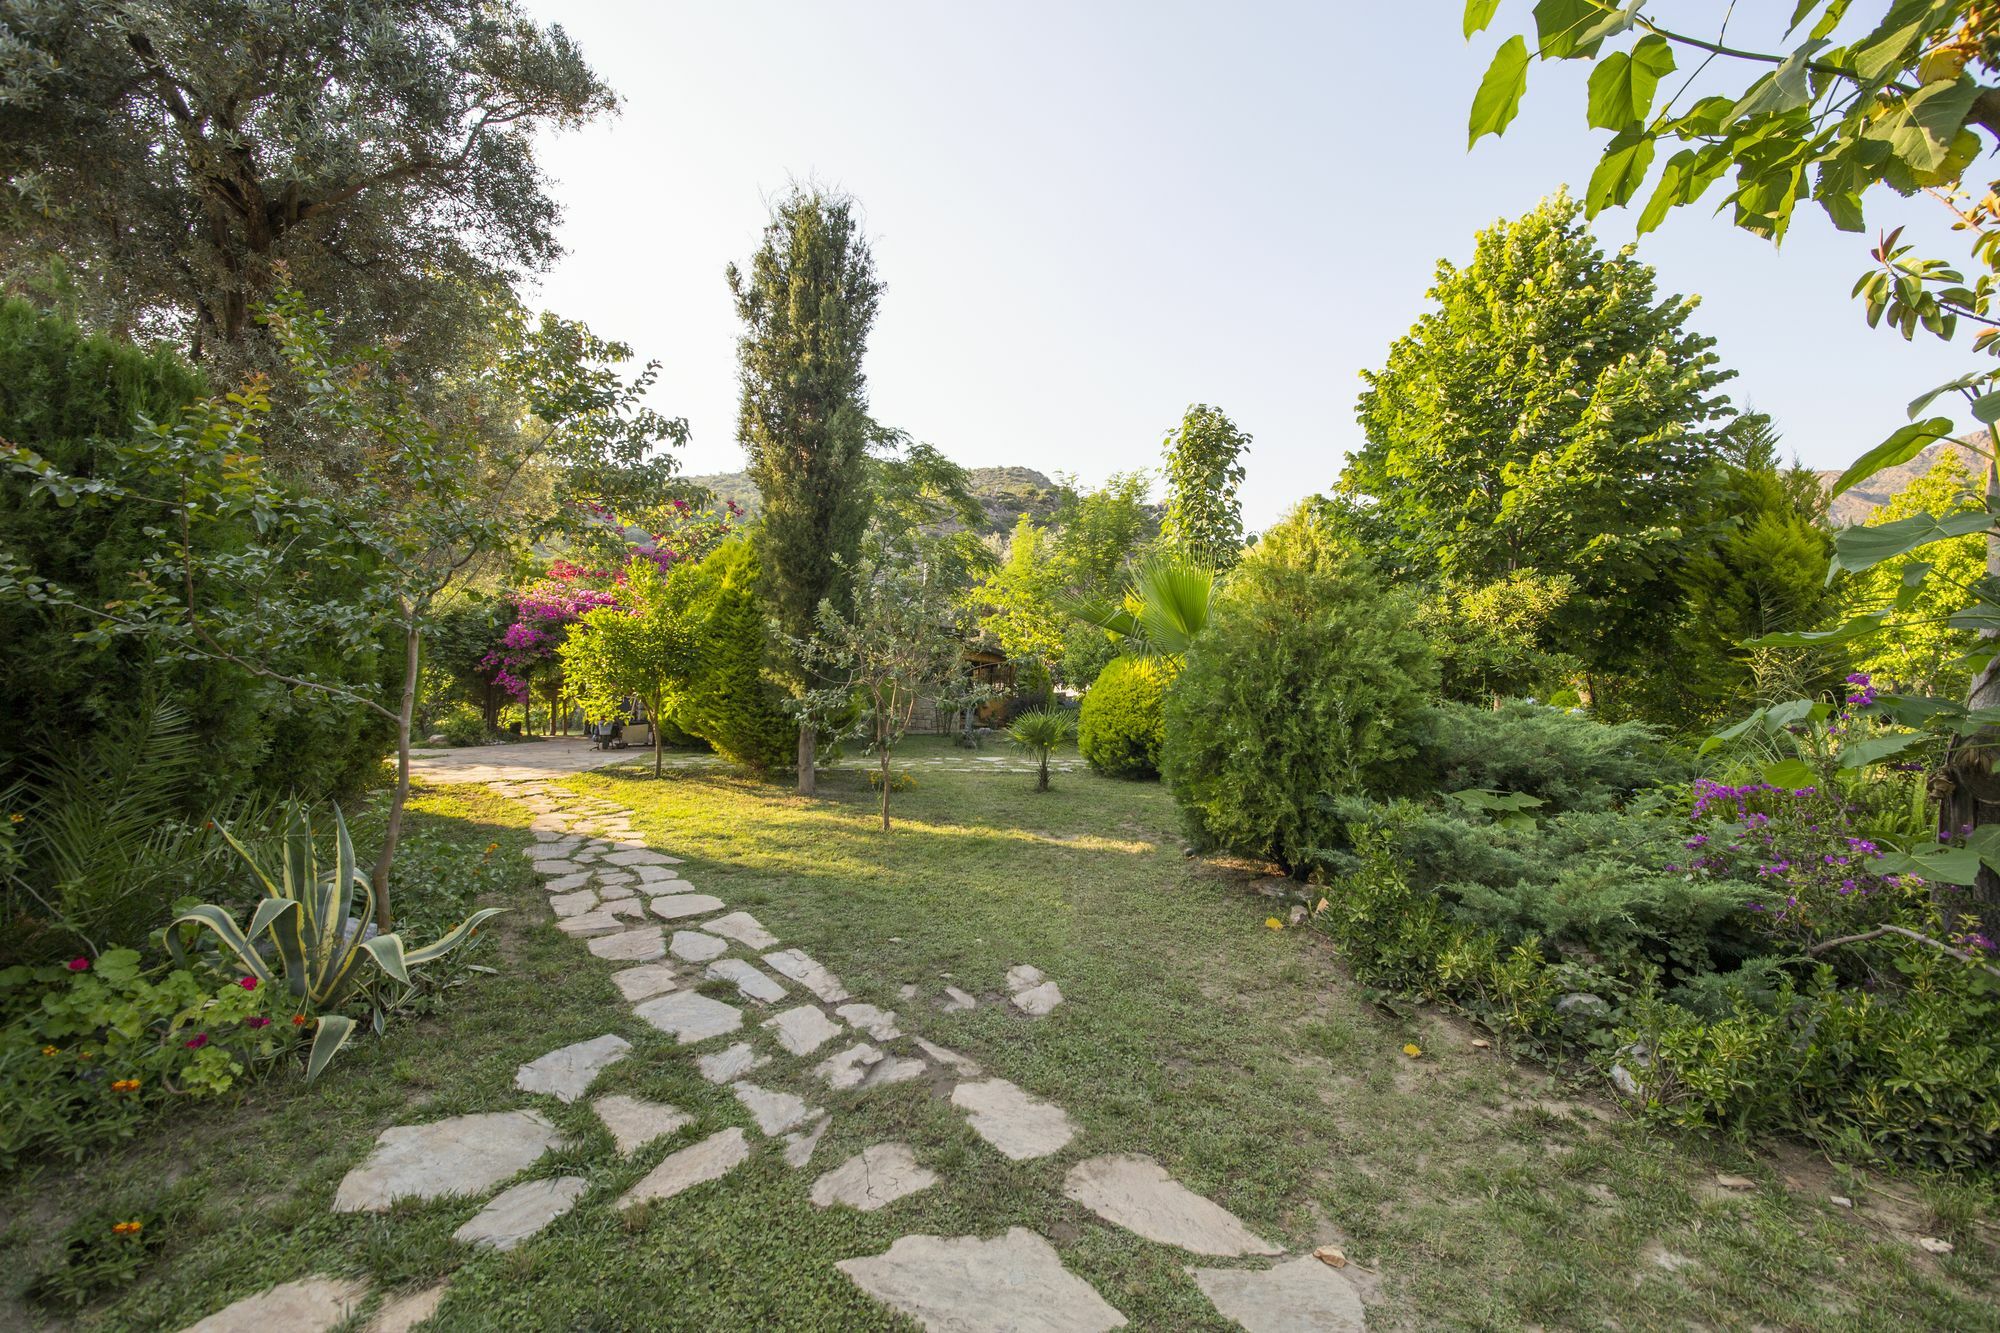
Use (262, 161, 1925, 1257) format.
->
(556, 910, 624, 938)
(951, 1080, 1076, 1161)
(514, 1034, 632, 1103)
(605, 848, 675, 866)
(1012, 981, 1065, 1017)
(594, 869, 636, 887)
(592, 1095, 693, 1156)
(703, 910, 778, 949)
(617, 1127, 749, 1210)
(863, 1054, 928, 1088)
(178, 1276, 370, 1333)
(733, 1081, 818, 1134)
(589, 926, 667, 962)
(595, 881, 637, 900)
(548, 889, 598, 918)
(941, 985, 977, 1012)
(1063, 1155, 1278, 1256)
(634, 990, 743, 1044)
(765, 1004, 844, 1055)
(816, 1041, 885, 1090)
(369, 1281, 448, 1333)
(524, 839, 580, 860)
(1006, 964, 1045, 991)
(914, 1037, 983, 1077)
(542, 871, 593, 893)
(706, 957, 787, 1003)
(669, 929, 729, 963)
(602, 896, 650, 920)
(334, 1110, 562, 1212)
(836, 1003, 902, 1039)
(1190, 1256, 1365, 1332)
(762, 948, 849, 1002)
(633, 863, 683, 885)
(697, 1041, 770, 1083)
(836, 1228, 1127, 1333)
(782, 1116, 830, 1168)
(452, 1176, 588, 1251)
(611, 963, 678, 1002)
(650, 892, 727, 920)
(531, 859, 583, 876)
(811, 1143, 939, 1212)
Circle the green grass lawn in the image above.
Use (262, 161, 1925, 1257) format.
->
(4, 736, 1996, 1331)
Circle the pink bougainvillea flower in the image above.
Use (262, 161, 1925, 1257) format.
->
(66, 957, 90, 971)
(183, 1033, 209, 1050)
(239, 976, 258, 990)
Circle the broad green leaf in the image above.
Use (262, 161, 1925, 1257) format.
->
(1470, 36, 1531, 146)
(1636, 146, 1727, 234)
(1586, 132, 1655, 215)
(306, 1014, 356, 1080)
(1868, 78, 1981, 173)
(1908, 373, 1988, 419)
(1829, 417, 1954, 496)
(1699, 708, 1764, 755)
(1836, 731, 1925, 768)
(1974, 392, 2000, 424)
(1872, 843, 1982, 886)
(1831, 509, 1992, 574)
(1947, 602, 2000, 633)
(1576, 1, 1646, 46)
(1730, 40, 1827, 120)
(1764, 698, 1826, 729)
(1870, 692, 1964, 726)
(1586, 37, 1672, 130)
(1464, 0, 1503, 37)
(402, 907, 508, 968)
(1762, 758, 1819, 790)
(1744, 612, 1889, 648)
(358, 933, 411, 985)
(1533, 0, 1606, 58)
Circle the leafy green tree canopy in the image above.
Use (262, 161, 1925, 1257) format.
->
(1160, 404, 1249, 566)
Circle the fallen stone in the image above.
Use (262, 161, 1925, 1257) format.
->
(941, 985, 977, 1012)
(836, 1228, 1127, 1333)
(697, 1041, 770, 1083)
(1011, 981, 1064, 1017)
(765, 1004, 844, 1055)
(782, 1115, 829, 1167)
(592, 1094, 693, 1155)
(1062, 1154, 1279, 1256)
(811, 1143, 939, 1212)
(555, 910, 624, 938)
(333, 1110, 562, 1212)
(836, 1003, 902, 1039)
(547, 889, 598, 918)
(617, 1128, 749, 1210)
(733, 1081, 819, 1134)
(451, 1176, 588, 1252)
(610, 963, 678, 1002)
(899, 983, 919, 1001)
(913, 1037, 983, 1078)
(1005, 964, 1045, 991)
(815, 1042, 885, 1090)
(178, 1276, 370, 1333)
(634, 990, 743, 1044)
(704, 910, 779, 949)
(1189, 1255, 1365, 1333)
(669, 930, 729, 963)
(513, 1034, 632, 1103)
(588, 926, 667, 962)
(707, 957, 787, 1003)
(762, 948, 849, 1002)
(951, 1080, 1076, 1161)
(368, 1280, 448, 1333)
(650, 892, 727, 921)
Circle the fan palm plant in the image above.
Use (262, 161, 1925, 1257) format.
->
(1007, 706, 1075, 791)
(1065, 550, 1218, 660)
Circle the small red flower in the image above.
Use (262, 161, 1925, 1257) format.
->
(291, 1014, 307, 1026)
(183, 1033, 209, 1050)
(239, 976, 258, 990)
(245, 1016, 270, 1029)
(66, 957, 90, 972)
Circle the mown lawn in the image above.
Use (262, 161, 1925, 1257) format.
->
(3, 736, 1996, 1331)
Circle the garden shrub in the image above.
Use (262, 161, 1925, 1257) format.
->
(432, 701, 488, 747)
(1414, 700, 1672, 812)
(1078, 655, 1169, 778)
(670, 540, 795, 772)
(1161, 542, 1435, 868)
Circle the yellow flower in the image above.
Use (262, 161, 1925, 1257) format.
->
(7, 812, 22, 823)
(1264, 917, 1283, 930)
(111, 1220, 143, 1236)
(112, 1078, 142, 1094)
(41, 1045, 58, 1057)
(1402, 1043, 1422, 1059)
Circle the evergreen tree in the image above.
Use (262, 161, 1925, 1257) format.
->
(728, 187, 882, 793)
(1160, 404, 1249, 566)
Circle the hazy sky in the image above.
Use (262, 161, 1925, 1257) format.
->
(521, 1, 1984, 527)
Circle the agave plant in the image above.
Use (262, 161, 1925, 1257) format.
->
(168, 802, 503, 1078)
(1064, 550, 1217, 660)
(1007, 707, 1075, 792)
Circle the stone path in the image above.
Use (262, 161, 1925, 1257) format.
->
(177, 763, 1372, 1332)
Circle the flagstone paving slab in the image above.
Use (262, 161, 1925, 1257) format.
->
(1006, 964, 1045, 991)
(811, 1143, 939, 1212)
(634, 989, 743, 1043)
(610, 963, 678, 1002)
(595, 881, 637, 900)
(763, 948, 849, 1001)
(669, 929, 729, 963)
(555, 910, 624, 938)
(588, 926, 668, 962)
(941, 985, 977, 1012)
(733, 1081, 818, 1134)
(514, 1034, 632, 1103)
(765, 1004, 844, 1055)
(592, 1094, 694, 1155)
(547, 889, 598, 918)
(951, 1080, 1077, 1161)
(707, 957, 787, 1003)
(836, 1002, 902, 1039)
(862, 1053, 929, 1088)
(177, 1276, 370, 1333)
(451, 1176, 588, 1252)
(633, 863, 683, 885)
(649, 892, 727, 920)
(1062, 1154, 1279, 1256)
(604, 848, 675, 866)
(697, 1041, 770, 1083)
(703, 910, 778, 949)
(816, 1041, 885, 1090)
(835, 1228, 1127, 1333)
(1012, 981, 1065, 1017)
(913, 1037, 983, 1077)
(602, 897, 650, 919)
(368, 1281, 448, 1333)
(782, 1116, 830, 1167)
(333, 1110, 563, 1212)
(1189, 1256, 1366, 1332)
(542, 871, 592, 893)
(617, 1127, 749, 1210)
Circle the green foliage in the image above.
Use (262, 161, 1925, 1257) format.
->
(1415, 572, 1578, 706)
(1839, 447, 1985, 698)
(1342, 194, 1737, 695)
(1160, 403, 1249, 567)
(431, 702, 488, 747)
(26, 1188, 192, 1308)
(168, 803, 502, 1079)
(1416, 700, 1672, 814)
(670, 541, 796, 773)
(561, 558, 692, 778)
(1078, 656, 1170, 779)
(1161, 534, 1437, 870)
(1006, 706, 1075, 792)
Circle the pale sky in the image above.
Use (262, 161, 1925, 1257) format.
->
(522, 1, 1985, 528)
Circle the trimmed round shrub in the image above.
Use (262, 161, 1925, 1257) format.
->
(669, 540, 795, 773)
(1078, 655, 1169, 778)
(1162, 536, 1436, 872)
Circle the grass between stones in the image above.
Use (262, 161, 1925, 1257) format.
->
(3, 736, 1996, 1331)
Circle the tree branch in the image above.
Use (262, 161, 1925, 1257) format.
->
(1806, 923, 2000, 980)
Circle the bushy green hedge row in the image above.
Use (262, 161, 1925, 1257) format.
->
(1077, 655, 1168, 778)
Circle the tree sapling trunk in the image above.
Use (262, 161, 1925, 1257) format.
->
(369, 615, 421, 932)
(797, 726, 816, 795)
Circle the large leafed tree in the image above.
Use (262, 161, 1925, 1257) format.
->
(1160, 403, 1249, 567)
(728, 187, 883, 793)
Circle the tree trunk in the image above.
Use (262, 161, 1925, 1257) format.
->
(370, 617, 420, 933)
(1937, 431, 2000, 930)
(652, 688, 664, 779)
(797, 726, 816, 795)
(1037, 754, 1050, 792)
(880, 740, 892, 831)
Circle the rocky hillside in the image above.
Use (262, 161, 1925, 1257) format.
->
(1819, 432, 1987, 526)
(685, 465, 1067, 537)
